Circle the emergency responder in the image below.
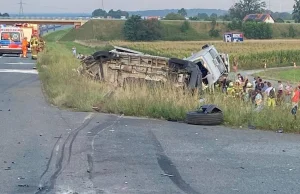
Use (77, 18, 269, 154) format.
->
(30, 35, 39, 60)
(21, 37, 28, 58)
(38, 37, 45, 52)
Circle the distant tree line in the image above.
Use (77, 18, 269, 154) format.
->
(0, 13, 9, 17)
(92, 9, 129, 19)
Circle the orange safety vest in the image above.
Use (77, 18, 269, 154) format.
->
(22, 39, 28, 49)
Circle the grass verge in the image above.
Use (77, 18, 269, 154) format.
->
(37, 41, 300, 133)
(255, 68, 300, 83)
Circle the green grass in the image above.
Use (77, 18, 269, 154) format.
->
(57, 20, 300, 42)
(256, 68, 300, 83)
(43, 29, 72, 42)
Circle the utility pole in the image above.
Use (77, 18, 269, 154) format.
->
(18, 0, 24, 16)
(102, 0, 104, 10)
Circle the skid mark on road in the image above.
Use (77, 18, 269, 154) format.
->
(36, 114, 94, 194)
(148, 130, 201, 194)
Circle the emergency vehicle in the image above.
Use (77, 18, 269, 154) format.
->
(14, 23, 39, 51)
(0, 27, 24, 56)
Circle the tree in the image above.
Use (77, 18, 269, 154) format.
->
(180, 21, 190, 32)
(288, 25, 297, 37)
(209, 19, 220, 38)
(92, 9, 107, 17)
(0, 13, 9, 17)
(275, 18, 285, 23)
(242, 21, 272, 39)
(229, 0, 266, 20)
(178, 8, 187, 17)
(107, 9, 129, 19)
(123, 15, 162, 41)
(293, 0, 300, 23)
(210, 13, 218, 20)
(164, 13, 185, 20)
(197, 13, 209, 20)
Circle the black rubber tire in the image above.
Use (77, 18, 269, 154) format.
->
(92, 51, 111, 60)
(0, 53, 3, 56)
(185, 111, 224, 125)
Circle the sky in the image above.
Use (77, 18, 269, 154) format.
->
(2, 0, 295, 14)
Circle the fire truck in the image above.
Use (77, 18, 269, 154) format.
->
(0, 26, 24, 56)
(14, 23, 39, 51)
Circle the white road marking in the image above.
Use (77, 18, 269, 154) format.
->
(5, 62, 35, 65)
(0, 69, 38, 74)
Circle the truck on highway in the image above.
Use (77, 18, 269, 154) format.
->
(0, 26, 24, 56)
(14, 23, 39, 51)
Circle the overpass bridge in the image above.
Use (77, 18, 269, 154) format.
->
(0, 17, 89, 27)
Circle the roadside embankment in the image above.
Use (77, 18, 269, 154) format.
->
(37, 40, 300, 133)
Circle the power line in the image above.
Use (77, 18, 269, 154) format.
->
(18, 0, 24, 16)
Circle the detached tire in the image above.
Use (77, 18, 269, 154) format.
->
(185, 111, 224, 125)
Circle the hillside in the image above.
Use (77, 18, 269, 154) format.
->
(60, 20, 300, 42)
(128, 9, 228, 17)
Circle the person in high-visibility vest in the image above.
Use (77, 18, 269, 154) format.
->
(21, 37, 28, 58)
(38, 37, 45, 52)
(30, 35, 39, 59)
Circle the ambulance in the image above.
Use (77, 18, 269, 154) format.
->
(14, 23, 39, 51)
(0, 26, 24, 56)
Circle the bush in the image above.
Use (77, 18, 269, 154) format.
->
(242, 21, 272, 39)
(123, 15, 162, 41)
(288, 25, 297, 38)
(180, 21, 190, 32)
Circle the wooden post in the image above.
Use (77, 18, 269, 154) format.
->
(264, 63, 267, 70)
(294, 62, 296, 68)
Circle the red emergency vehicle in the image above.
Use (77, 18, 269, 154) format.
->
(0, 27, 24, 56)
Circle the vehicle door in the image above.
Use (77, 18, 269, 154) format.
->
(208, 48, 226, 75)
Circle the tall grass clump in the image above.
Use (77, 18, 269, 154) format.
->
(38, 42, 300, 132)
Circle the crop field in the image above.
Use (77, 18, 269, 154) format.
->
(108, 40, 300, 70)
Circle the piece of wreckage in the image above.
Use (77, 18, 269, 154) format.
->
(78, 45, 229, 125)
(77, 44, 230, 91)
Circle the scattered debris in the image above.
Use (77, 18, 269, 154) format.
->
(276, 128, 284, 133)
(4, 167, 11, 170)
(18, 184, 29, 187)
(161, 173, 174, 177)
(18, 177, 25, 180)
(248, 124, 256, 130)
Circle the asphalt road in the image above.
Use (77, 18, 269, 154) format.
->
(1, 54, 300, 194)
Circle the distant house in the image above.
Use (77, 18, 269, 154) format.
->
(243, 14, 275, 23)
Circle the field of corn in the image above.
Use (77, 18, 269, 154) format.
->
(102, 40, 300, 70)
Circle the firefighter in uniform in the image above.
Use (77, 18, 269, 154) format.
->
(30, 35, 39, 60)
(38, 37, 45, 52)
